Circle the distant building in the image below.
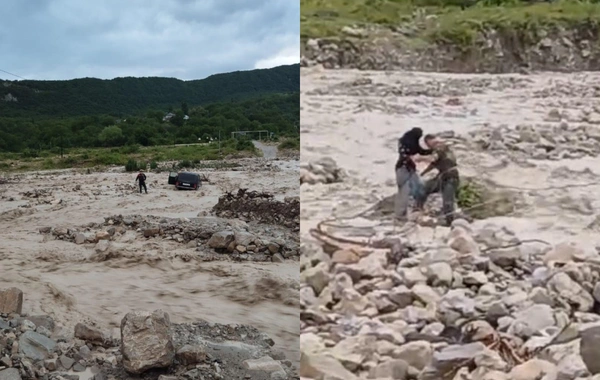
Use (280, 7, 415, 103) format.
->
(162, 113, 190, 122)
(162, 112, 176, 122)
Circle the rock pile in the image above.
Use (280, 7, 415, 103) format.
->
(212, 189, 300, 230)
(0, 288, 297, 380)
(300, 157, 345, 185)
(300, 218, 600, 380)
(460, 121, 600, 162)
(39, 214, 299, 262)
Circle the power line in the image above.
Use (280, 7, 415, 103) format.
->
(0, 68, 27, 80)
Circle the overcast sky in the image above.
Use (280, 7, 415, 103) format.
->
(0, 0, 299, 81)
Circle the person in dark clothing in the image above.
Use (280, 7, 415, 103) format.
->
(395, 128, 438, 220)
(415, 143, 459, 226)
(135, 170, 148, 194)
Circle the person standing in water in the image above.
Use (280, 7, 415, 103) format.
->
(415, 141, 459, 226)
(135, 169, 148, 194)
(394, 128, 439, 221)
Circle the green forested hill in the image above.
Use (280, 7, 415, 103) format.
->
(0, 64, 299, 117)
(0, 64, 299, 153)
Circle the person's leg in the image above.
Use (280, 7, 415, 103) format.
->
(139, 183, 143, 193)
(143, 183, 148, 194)
(409, 173, 425, 201)
(394, 167, 411, 220)
(441, 178, 458, 226)
(415, 176, 440, 209)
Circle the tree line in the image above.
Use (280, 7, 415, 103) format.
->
(0, 64, 299, 117)
(0, 93, 299, 153)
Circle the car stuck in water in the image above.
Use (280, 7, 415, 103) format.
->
(168, 171, 202, 190)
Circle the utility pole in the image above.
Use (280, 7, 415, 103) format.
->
(218, 130, 221, 156)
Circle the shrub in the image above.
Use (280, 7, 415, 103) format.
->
(235, 138, 255, 151)
(178, 160, 192, 169)
(278, 138, 300, 150)
(125, 159, 141, 172)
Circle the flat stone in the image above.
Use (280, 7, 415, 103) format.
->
(300, 352, 359, 380)
(394, 341, 433, 370)
(24, 315, 55, 332)
(18, 330, 57, 361)
(59, 355, 75, 370)
(74, 323, 108, 346)
(368, 359, 409, 380)
(242, 356, 284, 373)
(176, 345, 206, 366)
(433, 343, 487, 373)
(0, 368, 21, 380)
(509, 359, 558, 380)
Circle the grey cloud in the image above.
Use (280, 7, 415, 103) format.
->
(0, 0, 299, 80)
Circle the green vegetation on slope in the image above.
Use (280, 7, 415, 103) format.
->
(0, 142, 251, 173)
(301, 0, 600, 46)
(0, 92, 299, 153)
(0, 64, 299, 117)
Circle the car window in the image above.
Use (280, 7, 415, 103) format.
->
(178, 173, 198, 182)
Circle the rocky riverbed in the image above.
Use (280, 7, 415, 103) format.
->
(0, 288, 296, 380)
(300, 68, 600, 379)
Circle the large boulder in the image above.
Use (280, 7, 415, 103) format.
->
(120, 310, 175, 374)
(0, 287, 23, 314)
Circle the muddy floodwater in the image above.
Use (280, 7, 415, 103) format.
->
(301, 68, 600, 249)
(0, 158, 300, 365)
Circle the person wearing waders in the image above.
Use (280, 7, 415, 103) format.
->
(395, 128, 437, 221)
(135, 169, 148, 194)
(415, 142, 459, 226)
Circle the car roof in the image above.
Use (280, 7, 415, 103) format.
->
(179, 172, 198, 175)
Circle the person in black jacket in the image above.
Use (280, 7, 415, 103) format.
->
(395, 128, 438, 220)
(135, 170, 148, 194)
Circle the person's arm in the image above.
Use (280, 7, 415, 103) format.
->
(413, 152, 434, 163)
(420, 150, 440, 174)
(421, 162, 435, 176)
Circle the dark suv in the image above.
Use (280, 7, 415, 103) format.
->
(169, 171, 201, 190)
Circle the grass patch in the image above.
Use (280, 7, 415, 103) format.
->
(278, 137, 300, 150)
(457, 177, 520, 219)
(0, 141, 258, 173)
(301, 0, 600, 46)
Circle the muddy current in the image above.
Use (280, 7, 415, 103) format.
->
(0, 158, 300, 366)
(301, 67, 600, 253)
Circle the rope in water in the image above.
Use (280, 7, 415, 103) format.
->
(307, 177, 600, 249)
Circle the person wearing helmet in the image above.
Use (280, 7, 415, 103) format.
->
(395, 128, 438, 220)
(135, 169, 148, 194)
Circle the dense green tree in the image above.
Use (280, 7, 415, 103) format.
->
(0, 63, 299, 153)
(98, 125, 125, 147)
(0, 93, 299, 152)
